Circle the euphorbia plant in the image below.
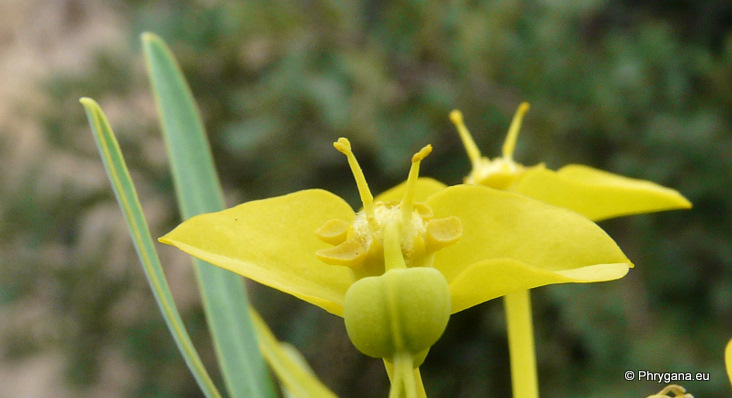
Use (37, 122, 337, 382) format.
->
(81, 31, 718, 398)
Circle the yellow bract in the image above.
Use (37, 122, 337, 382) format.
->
(516, 165, 692, 221)
(159, 188, 355, 316)
(426, 184, 630, 313)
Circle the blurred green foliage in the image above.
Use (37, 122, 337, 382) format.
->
(2, 0, 731, 396)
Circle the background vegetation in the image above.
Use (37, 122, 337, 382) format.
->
(1, 0, 730, 396)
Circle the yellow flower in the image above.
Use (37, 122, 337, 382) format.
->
(451, 103, 692, 398)
(450, 103, 692, 221)
(160, 137, 633, 396)
(160, 138, 631, 317)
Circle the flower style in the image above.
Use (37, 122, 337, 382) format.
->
(450, 103, 692, 221)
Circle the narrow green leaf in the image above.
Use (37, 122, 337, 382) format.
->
(142, 32, 276, 398)
(249, 309, 337, 398)
(79, 97, 221, 398)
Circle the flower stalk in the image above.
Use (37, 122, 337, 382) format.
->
(504, 290, 538, 398)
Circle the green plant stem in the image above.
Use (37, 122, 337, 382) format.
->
(384, 359, 427, 398)
(504, 289, 539, 398)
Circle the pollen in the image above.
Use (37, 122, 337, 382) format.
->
(349, 203, 428, 260)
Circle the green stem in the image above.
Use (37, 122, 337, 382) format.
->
(384, 359, 427, 398)
(504, 289, 539, 398)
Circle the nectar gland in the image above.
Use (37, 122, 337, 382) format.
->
(315, 138, 462, 280)
(450, 102, 537, 189)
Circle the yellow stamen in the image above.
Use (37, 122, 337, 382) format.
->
(401, 145, 432, 227)
(449, 110, 482, 169)
(334, 138, 376, 226)
(502, 102, 530, 161)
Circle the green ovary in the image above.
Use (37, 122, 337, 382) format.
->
(343, 266, 451, 367)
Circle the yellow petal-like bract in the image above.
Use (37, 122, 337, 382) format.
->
(426, 184, 632, 312)
(516, 164, 692, 221)
(160, 189, 355, 316)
